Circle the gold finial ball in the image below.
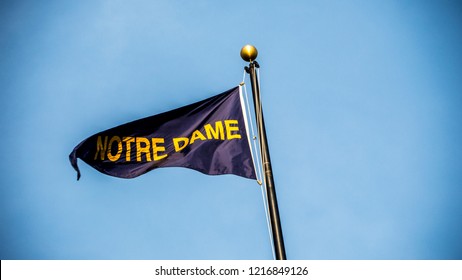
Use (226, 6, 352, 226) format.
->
(240, 45, 258, 62)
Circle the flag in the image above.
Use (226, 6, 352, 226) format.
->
(69, 86, 257, 180)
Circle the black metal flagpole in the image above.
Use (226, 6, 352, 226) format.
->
(241, 45, 287, 260)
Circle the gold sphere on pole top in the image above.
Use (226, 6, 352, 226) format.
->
(240, 45, 258, 62)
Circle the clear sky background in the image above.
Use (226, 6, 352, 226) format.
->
(1, 0, 461, 260)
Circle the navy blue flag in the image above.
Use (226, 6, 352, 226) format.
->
(69, 86, 257, 180)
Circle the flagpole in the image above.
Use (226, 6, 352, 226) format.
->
(241, 45, 287, 260)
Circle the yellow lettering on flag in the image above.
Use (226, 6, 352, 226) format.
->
(107, 136, 123, 162)
(151, 138, 168, 161)
(94, 136, 108, 160)
(173, 137, 189, 152)
(136, 137, 152, 162)
(123, 137, 135, 162)
(189, 130, 206, 144)
(204, 121, 225, 140)
(225, 120, 241, 140)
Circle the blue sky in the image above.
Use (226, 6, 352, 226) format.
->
(1, 0, 461, 259)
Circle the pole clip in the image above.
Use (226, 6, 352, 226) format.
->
(244, 61, 260, 74)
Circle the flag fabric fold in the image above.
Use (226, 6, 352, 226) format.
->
(69, 86, 257, 180)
